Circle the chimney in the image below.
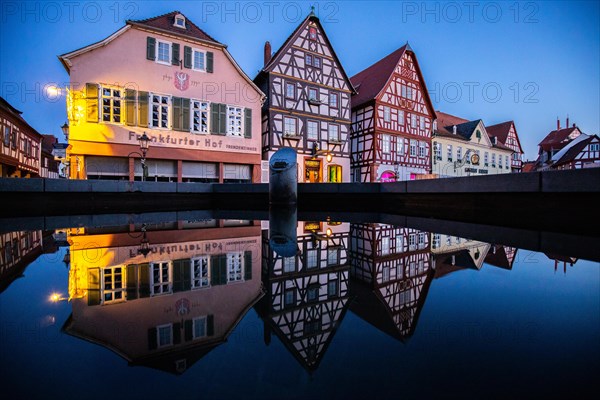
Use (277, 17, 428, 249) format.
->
(566, 115, 569, 129)
(573, 123, 576, 128)
(557, 117, 560, 131)
(264, 41, 272, 67)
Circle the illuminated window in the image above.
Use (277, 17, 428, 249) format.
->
(191, 256, 210, 289)
(284, 117, 297, 136)
(156, 40, 171, 64)
(307, 120, 319, 140)
(227, 106, 243, 136)
(383, 106, 390, 122)
(191, 100, 209, 134)
(382, 134, 391, 154)
(227, 252, 243, 282)
(101, 87, 122, 123)
(329, 93, 338, 108)
(327, 280, 339, 297)
(193, 316, 207, 338)
(328, 165, 342, 183)
(193, 49, 205, 71)
(328, 124, 340, 142)
(327, 246, 340, 265)
(157, 324, 172, 347)
(151, 94, 170, 129)
(151, 261, 172, 295)
(101, 266, 125, 304)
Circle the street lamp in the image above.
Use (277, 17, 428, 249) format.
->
(61, 122, 69, 141)
(311, 142, 333, 162)
(128, 132, 151, 181)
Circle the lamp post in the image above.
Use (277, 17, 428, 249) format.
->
(61, 122, 69, 141)
(128, 132, 151, 181)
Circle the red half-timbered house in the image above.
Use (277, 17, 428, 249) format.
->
(350, 44, 436, 182)
(486, 121, 524, 172)
(551, 134, 600, 170)
(254, 12, 355, 183)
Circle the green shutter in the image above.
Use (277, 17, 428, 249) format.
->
(172, 98, 190, 132)
(210, 254, 227, 286)
(219, 104, 227, 135)
(85, 83, 99, 123)
(173, 258, 192, 292)
(210, 103, 220, 135)
(173, 322, 182, 344)
(206, 51, 214, 73)
(125, 89, 137, 126)
(172, 97, 182, 132)
(126, 264, 138, 300)
(139, 263, 150, 298)
(172, 43, 180, 66)
(184, 319, 193, 341)
(87, 268, 100, 306)
(207, 315, 214, 336)
(182, 99, 190, 132)
(244, 251, 252, 281)
(184, 46, 192, 69)
(244, 108, 252, 138)
(138, 91, 149, 127)
(146, 37, 156, 60)
(148, 327, 157, 350)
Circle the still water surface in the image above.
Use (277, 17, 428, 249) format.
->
(1, 213, 598, 399)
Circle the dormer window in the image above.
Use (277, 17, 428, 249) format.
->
(174, 14, 186, 28)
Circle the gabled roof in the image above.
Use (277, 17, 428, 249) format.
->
(487, 120, 524, 153)
(434, 111, 469, 136)
(539, 126, 581, 151)
(522, 161, 538, 173)
(0, 96, 42, 138)
(484, 245, 515, 270)
(553, 134, 599, 167)
(350, 43, 436, 117)
(259, 13, 355, 94)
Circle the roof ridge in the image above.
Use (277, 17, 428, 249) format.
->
(128, 10, 221, 45)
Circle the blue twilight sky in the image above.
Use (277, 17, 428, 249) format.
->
(0, 0, 598, 159)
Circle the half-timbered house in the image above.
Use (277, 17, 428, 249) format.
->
(256, 222, 350, 371)
(484, 245, 518, 270)
(551, 134, 600, 170)
(348, 224, 433, 340)
(254, 11, 355, 183)
(350, 44, 436, 182)
(536, 118, 583, 168)
(486, 121, 524, 172)
(431, 233, 491, 278)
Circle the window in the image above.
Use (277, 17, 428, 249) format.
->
(191, 100, 209, 134)
(3, 126, 9, 146)
(151, 261, 172, 295)
(193, 50, 205, 71)
(446, 236, 451, 246)
(309, 27, 317, 40)
(590, 143, 600, 151)
(227, 106, 243, 136)
(313, 57, 321, 68)
(174, 15, 186, 28)
(284, 288, 296, 307)
(499, 154, 503, 168)
(382, 265, 390, 282)
(409, 234, 416, 250)
(457, 146, 462, 161)
(492, 153, 496, 166)
(484, 152, 489, 166)
(328, 165, 342, 183)
(432, 233, 440, 249)
(411, 114, 417, 128)
(383, 106, 390, 122)
(191, 256, 210, 289)
(101, 87, 122, 123)
(410, 140, 417, 156)
(382, 134, 391, 154)
(418, 142, 426, 158)
(434, 142, 442, 160)
(227, 252, 243, 282)
(420, 116, 425, 130)
(328, 124, 340, 142)
(308, 88, 318, 102)
(151, 94, 170, 128)
(193, 317, 207, 338)
(327, 280, 339, 298)
(307, 120, 319, 140)
(306, 249, 318, 269)
(505, 155, 509, 168)
(283, 117, 297, 136)
(398, 110, 405, 126)
(397, 138, 404, 155)
(513, 153, 521, 160)
(329, 93, 338, 108)
(395, 234, 403, 251)
(447, 144, 453, 161)
(307, 284, 319, 302)
(401, 84, 414, 99)
(305, 54, 312, 66)
(381, 236, 390, 255)
(285, 82, 295, 99)
(418, 233, 426, 248)
(283, 256, 296, 273)
(102, 266, 125, 304)
(157, 324, 172, 347)
(327, 247, 340, 265)
(418, 260, 425, 274)
(157, 40, 171, 64)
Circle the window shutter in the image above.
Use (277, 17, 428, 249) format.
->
(172, 43, 180, 66)
(244, 251, 252, 281)
(211, 103, 226, 135)
(125, 89, 137, 126)
(172, 259, 183, 292)
(206, 51, 214, 73)
(138, 91, 149, 127)
(182, 259, 191, 291)
(173, 322, 182, 345)
(207, 315, 214, 336)
(146, 37, 156, 61)
(184, 320, 193, 341)
(87, 267, 101, 306)
(244, 108, 252, 138)
(126, 264, 138, 300)
(139, 263, 150, 298)
(210, 254, 226, 286)
(210, 102, 219, 133)
(184, 46, 192, 69)
(182, 99, 190, 132)
(85, 83, 99, 123)
(218, 104, 227, 135)
(148, 327, 157, 350)
(172, 97, 183, 132)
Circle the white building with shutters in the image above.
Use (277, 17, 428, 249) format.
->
(58, 11, 265, 182)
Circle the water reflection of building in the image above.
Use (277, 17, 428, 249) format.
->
(349, 224, 433, 341)
(545, 254, 578, 274)
(484, 245, 518, 270)
(62, 220, 263, 375)
(431, 233, 491, 278)
(256, 222, 351, 372)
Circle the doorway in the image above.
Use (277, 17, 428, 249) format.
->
(304, 159, 321, 183)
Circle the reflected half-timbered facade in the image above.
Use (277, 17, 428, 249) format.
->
(350, 44, 436, 182)
(254, 12, 354, 183)
(256, 222, 350, 371)
(348, 223, 433, 340)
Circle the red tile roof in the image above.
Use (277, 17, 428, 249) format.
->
(486, 121, 513, 143)
(0, 96, 42, 138)
(41, 134, 58, 153)
(434, 111, 469, 135)
(553, 135, 598, 167)
(521, 161, 538, 172)
(538, 126, 581, 151)
(128, 11, 222, 46)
